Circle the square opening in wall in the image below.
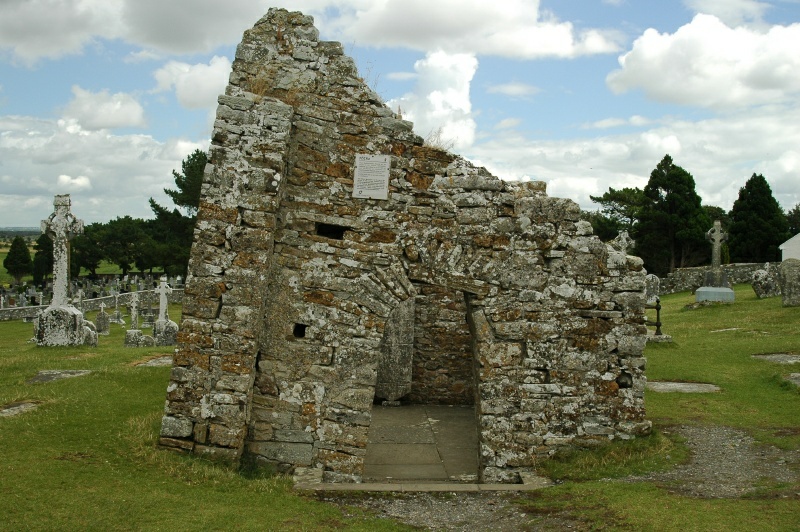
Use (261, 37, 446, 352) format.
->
(293, 323, 307, 338)
(315, 222, 349, 240)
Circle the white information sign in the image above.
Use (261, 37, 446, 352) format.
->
(352, 154, 390, 200)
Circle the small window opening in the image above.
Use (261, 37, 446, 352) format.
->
(315, 222, 349, 240)
(293, 323, 307, 338)
(616, 371, 633, 389)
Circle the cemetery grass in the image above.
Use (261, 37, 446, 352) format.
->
(1, 288, 798, 530)
(526, 284, 800, 530)
(0, 307, 407, 531)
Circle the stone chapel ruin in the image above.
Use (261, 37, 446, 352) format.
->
(159, 8, 651, 483)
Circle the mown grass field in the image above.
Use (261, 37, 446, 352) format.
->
(0, 285, 798, 530)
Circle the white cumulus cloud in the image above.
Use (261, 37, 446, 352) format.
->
(63, 86, 146, 130)
(487, 82, 540, 98)
(0, 115, 205, 225)
(388, 51, 478, 151)
(607, 14, 800, 110)
(152, 56, 231, 109)
(684, 0, 770, 26)
(309, 0, 623, 59)
(57, 174, 92, 190)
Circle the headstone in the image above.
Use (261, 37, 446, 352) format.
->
(129, 292, 139, 330)
(140, 290, 155, 329)
(696, 220, 735, 303)
(109, 292, 125, 324)
(153, 276, 178, 346)
(779, 258, 800, 307)
(124, 329, 156, 348)
(751, 263, 781, 299)
(645, 274, 660, 304)
(95, 302, 110, 335)
(34, 194, 96, 347)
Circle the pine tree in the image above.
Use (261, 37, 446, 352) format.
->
(3, 236, 33, 284)
(635, 155, 710, 276)
(728, 174, 790, 263)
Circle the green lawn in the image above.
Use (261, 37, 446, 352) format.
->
(0, 306, 407, 531)
(0, 286, 798, 530)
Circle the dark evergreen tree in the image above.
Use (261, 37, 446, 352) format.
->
(163, 149, 206, 216)
(71, 223, 105, 278)
(580, 210, 620, 242)
(634, 155, 710, 276)
(786, 203, 800, 236)
(589, 186, 646, 237)
(727, 173, 790, 263)
(32, 234, 53, 286)
(148, 149, 205, 276)
(3, 236, 32, 284)
(101, 216, 147, 276)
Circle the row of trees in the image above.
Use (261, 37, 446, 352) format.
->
(3, 149, 206, 286)
(586, 154, 794, 276)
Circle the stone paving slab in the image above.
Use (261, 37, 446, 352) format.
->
(365, 443, 442, 465)
(364, 464, 449, 481)
(297, 404, 552, 492)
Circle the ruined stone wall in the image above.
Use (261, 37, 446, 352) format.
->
(160, 9, 650, 483)
(409, 284, 474, 405)
(660, 263, 771, 294)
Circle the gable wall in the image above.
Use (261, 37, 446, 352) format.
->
(159, 9, 651, 483)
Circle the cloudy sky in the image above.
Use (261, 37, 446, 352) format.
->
(1, 0, 799, 227)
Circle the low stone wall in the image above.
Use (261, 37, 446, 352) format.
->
(0, 289, 184, 322)
(660, 263, 772, 295)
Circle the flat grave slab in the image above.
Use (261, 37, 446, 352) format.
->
(26, 369, 91, 384)
(752, 353, 800, 364)
(646, 381, 721, 393)
(0, 401, 40, 417)
(135, 355, 173, 367)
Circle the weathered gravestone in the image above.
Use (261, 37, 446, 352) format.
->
(124, 292, 155, 347)
(159, 9, 651, 484)
(645, 274, 660, 304)
(696, 220, 734, 303)
(153, 276, 178, 346)
(779, 258, 800, 307)
(34, 195, 97, 347)
(751, 263, 781, 299)
(95, 302, 110, 335)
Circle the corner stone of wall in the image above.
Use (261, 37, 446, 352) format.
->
(159, 8, 651, 483)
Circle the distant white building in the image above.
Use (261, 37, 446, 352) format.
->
(779, 233, 800, 261)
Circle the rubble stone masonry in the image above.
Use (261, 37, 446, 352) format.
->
(159, 9, 651, 483)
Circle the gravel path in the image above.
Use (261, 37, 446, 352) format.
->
(322, 424, 800, 531)
(622, 425, 800, 499)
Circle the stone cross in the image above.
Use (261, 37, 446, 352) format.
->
(41, 195, 83, 307)
(100, 302, 106, 314)
(610, 230, 635, 254)
(706, 220, 727, 270)
(130, 292, 139, 330)
(155, 276, 173, 322)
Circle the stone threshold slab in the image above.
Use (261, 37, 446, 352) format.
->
(294, 482, 549, 492)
